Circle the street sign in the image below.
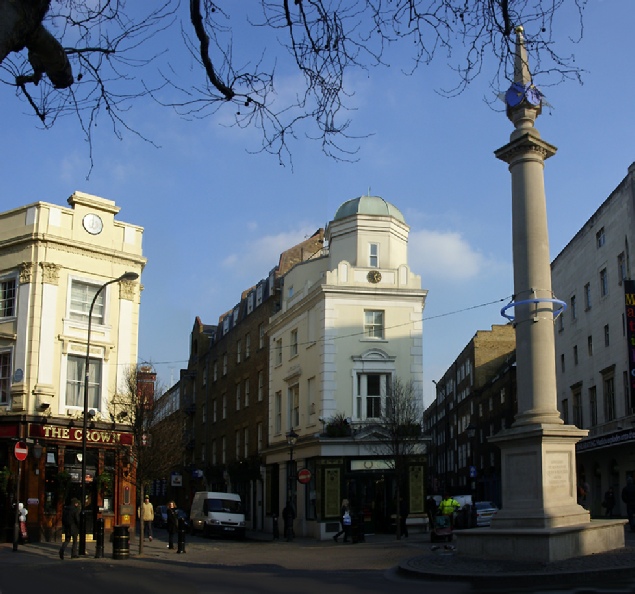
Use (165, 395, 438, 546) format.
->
(469, 465, 477, 478)
(297, 468, 312, 484)
(14, 441, 28, 461)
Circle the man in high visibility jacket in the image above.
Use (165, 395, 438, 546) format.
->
(438, 494, 460, 518)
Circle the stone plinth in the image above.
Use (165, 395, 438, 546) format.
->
(489, 423, 590, 530)
(457, 521, 626, 563)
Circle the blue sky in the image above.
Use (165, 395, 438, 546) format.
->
(1, 1, 633, 406)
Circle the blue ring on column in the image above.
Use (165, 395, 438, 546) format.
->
(500, 298, 567, 322)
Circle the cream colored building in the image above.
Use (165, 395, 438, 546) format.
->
(265, 196, 427, 539)
(0, 191, 145, 540)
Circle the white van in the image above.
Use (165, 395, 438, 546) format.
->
(190, 491, 246, 538)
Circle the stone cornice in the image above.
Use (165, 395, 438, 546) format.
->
(495, 132, 557, 164)
(0, 235, 146, 269)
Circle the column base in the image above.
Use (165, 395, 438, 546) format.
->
(457, 520, 626, 563)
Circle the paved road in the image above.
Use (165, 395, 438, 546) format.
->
(1, 528, 471, 594)
(3, 525, 635, 593)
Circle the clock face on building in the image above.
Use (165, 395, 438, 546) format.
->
(367, 270, 382, 284)
(82, 213, 103, 235)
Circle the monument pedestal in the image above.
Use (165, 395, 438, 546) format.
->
(457, 521, 626, 563)
(457, 423, 626, 562)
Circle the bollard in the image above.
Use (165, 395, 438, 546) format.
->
(272, 514, 279, 540)
(112, 525, 130, 560)
(177, 517, 186, 554)
(94, 518, 105, 558)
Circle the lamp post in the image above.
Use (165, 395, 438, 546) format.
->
(79, 271, 139, 556)
(284, 428, 298, 541)
(466, 422, 477, 528)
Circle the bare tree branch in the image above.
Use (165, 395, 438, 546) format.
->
(0, 1, 587, 168)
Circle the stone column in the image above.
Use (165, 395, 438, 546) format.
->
(457, 27, 624, 562)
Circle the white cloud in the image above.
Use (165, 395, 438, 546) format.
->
(409, 229, 496, 282)
(221, 225, 318, 280)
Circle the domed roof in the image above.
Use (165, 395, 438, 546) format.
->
(333, 196, 405, 223)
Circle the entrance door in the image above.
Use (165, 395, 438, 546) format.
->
(344, 473, 396, 534)
(63, 447, 98, 537)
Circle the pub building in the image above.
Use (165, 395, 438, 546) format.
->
(1, 416, 136, 543)
(0, 192, 146, 543)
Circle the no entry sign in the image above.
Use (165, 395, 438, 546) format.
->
(14, 441, 28, 461)
(297, 468, 312, 484)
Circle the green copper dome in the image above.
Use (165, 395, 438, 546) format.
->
(333, 196, 405, 223)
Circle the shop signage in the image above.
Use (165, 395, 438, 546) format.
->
(577, 428, 635, 453)
(625, 280, 635, 408)
(0, 425, 18, 438)
(32, 425, 133, 445)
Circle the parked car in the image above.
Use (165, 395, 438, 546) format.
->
(474, 501, 499, 526)
(153, 505, 168, 528)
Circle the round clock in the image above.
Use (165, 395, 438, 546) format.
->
(367, 270, 382, 284)
(82, 213, 103, 235)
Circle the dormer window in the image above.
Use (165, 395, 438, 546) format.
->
(369, 243, 379, 268)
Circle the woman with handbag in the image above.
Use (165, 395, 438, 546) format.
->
(333, 498, 351, 543)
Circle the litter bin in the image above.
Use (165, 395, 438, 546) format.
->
(112, 525, 130, 560)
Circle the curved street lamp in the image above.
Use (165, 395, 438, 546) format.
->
(79, 271, 139, 555)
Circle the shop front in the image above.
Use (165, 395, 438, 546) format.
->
(268, 451, 427, 540)
(0, 417, 135, 543)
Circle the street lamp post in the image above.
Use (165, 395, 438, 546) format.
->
(284, 428, 298, 541)
(79, 271, 139, 556)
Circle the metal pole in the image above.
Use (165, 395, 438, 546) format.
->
(12, 461, 22, 552)
(79, 272, 138, 556)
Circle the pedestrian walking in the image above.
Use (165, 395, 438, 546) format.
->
(59, 498, 80, 560)
(425, 495, 438, 528)
(282, 500, 296, 541)
(622, 477, 635, 531)
(399, 497, 409, 538)
(166, 501, 178, 549)
(603, 487, 616, 517)
(333, 498, 351, 543)
(138, 495, 154, 541)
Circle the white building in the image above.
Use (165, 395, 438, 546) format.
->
(0, 191, 145, 539)
(552, 162, 635, 516)
(265, 196, 427, 539)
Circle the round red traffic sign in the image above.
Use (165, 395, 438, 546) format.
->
(14, 441, 28, 461)
(297, 468, 312, 484)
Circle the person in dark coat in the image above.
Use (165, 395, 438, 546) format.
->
(425, 495, 438, 528)
(399, 497, 409, 538)
(622, 477, 635, 531)
(282, 500, 296, 541)
(603, 487, 616, 517)
(166, 500, 178, 549)
(59, 498, 80, 559)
